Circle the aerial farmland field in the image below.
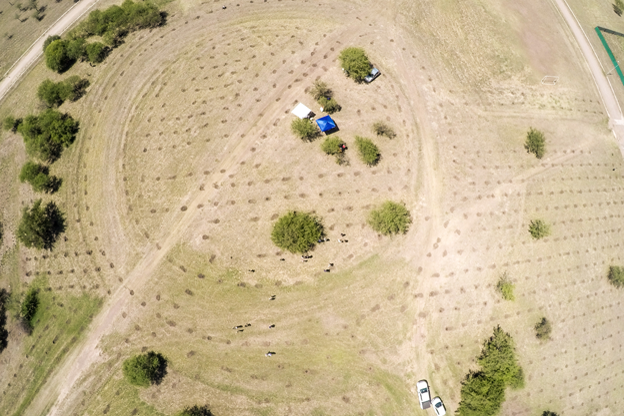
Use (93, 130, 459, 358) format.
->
(0, 0, 623, 416)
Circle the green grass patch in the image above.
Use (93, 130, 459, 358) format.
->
(0, 277, 102, 416)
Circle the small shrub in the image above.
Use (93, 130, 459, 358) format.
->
(2, 116, 20, 132)
(123, 351, 168, 386)
(496, 273, 515, 301)
(534, 317, 551, 340)
(372, 121, 396, 139)
(19, 161, 61, 193)
(524, 128, 545, 159)
(368, 201, 411, 235)
(291, 118, 320, 142)
(310, 80, 332, 101)
(528, 219, 550, 240)
(318, 97, 341, 114)
(20, 287, 39, 331)
(17, 199, 66, 250)
(339, 47, 371, 82)
(178, 405, 213, 416)
(607, 265, 624, 288)
(271, 211, 324, 254)
(354, 136, 380, 166)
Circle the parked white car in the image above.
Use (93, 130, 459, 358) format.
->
(416, 380, 431, 409)
(432, 396, 447, 416)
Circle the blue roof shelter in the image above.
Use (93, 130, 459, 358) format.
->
(316, 115, 337, 133)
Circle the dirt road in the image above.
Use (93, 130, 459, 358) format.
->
(0, 0, 102, 104)
(551, 0, 624, 123)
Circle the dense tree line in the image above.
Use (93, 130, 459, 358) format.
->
(44, 0, 165, 72)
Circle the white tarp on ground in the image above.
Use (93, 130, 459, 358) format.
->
(291, 102, 312, 119)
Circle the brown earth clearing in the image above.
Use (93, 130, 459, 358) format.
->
(0, 0, 623, 415)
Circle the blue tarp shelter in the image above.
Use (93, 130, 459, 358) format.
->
(316, 115, 336, 132)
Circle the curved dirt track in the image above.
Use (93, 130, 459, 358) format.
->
(27, 2, 442, 415)
(0, 0, 102, 104)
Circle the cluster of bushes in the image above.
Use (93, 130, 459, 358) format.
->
(309, 80, 341, 114)
(457, 326, 524, 416)
(17, 199, 66, 250)
(9, 109, 79, 163)
(271, 211, 325, 254)
(123, 350, 168, 386)
(20, 287, 39, 333)
(367, 201, 411, 235)
(291, 118, 320, 142)
(19, 161, 62, 193)
(339, 47, 372, 83)
(44, 0, 165, 72)
(37, 76, 90, 107)
(321, 137, 347, 164)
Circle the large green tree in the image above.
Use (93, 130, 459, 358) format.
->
(123, 351, 168, 386)
(17, 109, 79, 162)
(339, 47, 372, 82)
(44, 40, 72, 73)
(17, 199, 66, 250)
(271, 211, 324, 254)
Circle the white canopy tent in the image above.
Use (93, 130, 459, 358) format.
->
(291, 102, 312, 119)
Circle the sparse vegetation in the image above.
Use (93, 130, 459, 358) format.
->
(20, 287, 39, 332)
(372, 121, 396, 139)
(339, 47, 371, 82)
(528, 219, 550, 240)
(17, 199, 66, 250)
(19, 161, 61, 193)
(496, 272, 515, 301)
(271, 211, 324, 254)
(524, 128, 545, 159)
(607, 265, 624, 288)
(457, 326, 524, 416)
(534, 317, 552, 340)
(16, 109, 79, 162)
(37, 77, 90, 107)
(354, 136, 380, 166)
(177, 405, 214, 416)
(367, 201, 411, 235)
(291, 118, 320, 142)
(122, 351, 168, 387)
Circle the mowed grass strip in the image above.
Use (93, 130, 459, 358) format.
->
(0, 279, 102, 416)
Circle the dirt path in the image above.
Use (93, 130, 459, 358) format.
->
(0, 0, 102, 104)
(550, 0, 624, 124)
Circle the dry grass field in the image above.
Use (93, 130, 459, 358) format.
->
(1, 0, 624, 415)
(0, 0, 80, 76)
